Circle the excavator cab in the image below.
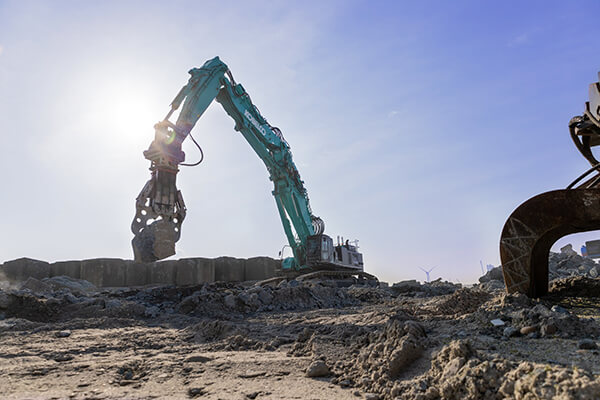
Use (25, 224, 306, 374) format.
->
(500, 73, 600, 297)
(305, 235, 364, 271)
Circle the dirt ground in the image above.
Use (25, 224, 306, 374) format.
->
(1, 272, 600, 399)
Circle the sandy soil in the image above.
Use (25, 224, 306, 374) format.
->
(1, 274, 600, 399)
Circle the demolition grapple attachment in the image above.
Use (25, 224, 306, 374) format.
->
(500, 73, 600, 297)
(131, 121, 187, 262)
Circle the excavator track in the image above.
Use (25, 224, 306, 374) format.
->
(255, 270, 378, 287)
(500, 188, 600, 297)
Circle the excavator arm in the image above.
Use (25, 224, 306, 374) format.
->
(500, 73, 600, 296)
(131, 57, 325, 270)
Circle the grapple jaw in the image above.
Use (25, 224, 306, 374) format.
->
(500, 189, 600, 297)
(131, 167, 186, 263)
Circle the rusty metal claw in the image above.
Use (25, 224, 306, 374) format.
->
(500, 188, 600, 297)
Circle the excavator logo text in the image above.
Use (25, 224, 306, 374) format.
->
(244, 109, 267, 138)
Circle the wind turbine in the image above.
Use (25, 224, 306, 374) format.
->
(419, 267, 436, 283)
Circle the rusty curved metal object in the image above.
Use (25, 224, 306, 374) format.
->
(500, 188, 600, 297)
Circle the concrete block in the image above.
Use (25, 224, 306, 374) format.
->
(126, 262, 149, 287)
(245, 257, 279, 281)
(174, 258, 216, 285)
(103, 259, 129, 287)
(150, 260, 177, 284)
(1, 258, 51, 282)
(194, 258, 215, 283)
(214, 257, 245, 282)
(174, 258, 197, 286)
(80, 258, 106, 287)
(50, 261, 82, 280)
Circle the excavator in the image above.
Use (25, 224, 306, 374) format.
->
(131, 57, 372, 280)
(500, 73, 600, 297)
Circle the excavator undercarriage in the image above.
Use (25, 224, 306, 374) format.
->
(501, 73, 600, 297)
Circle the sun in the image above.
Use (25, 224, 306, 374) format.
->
(94, 80, 163, 151)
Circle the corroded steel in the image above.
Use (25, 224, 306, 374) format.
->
(500, 188, 600, 297)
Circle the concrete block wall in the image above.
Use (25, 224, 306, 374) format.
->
(0, 256, 280, 287)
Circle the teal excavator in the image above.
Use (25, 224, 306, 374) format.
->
(131, 57, 369, 279)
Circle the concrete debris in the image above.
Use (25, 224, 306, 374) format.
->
(1, 257, 600, 399)
(306, 360, 330, 377)
(578, 338, 598, 350)
(390, 278, 460, 297)
(478, 251, 600, 292)
(503, 326, 518, 338)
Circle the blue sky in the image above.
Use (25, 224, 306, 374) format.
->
(1, 1, 600, 283)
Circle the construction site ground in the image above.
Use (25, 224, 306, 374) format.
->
(2, 253, 600, 400)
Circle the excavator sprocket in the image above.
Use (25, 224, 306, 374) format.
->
(500, 188, 600, 297)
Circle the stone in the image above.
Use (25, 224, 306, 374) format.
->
(503, 327, 518, 338)
(288, 279, 300, 288)
(540, 322, 557, 336)
(145, 306, 160, 318)
(237, 292, 260, 308)
(224, 294, 236, 308)
(578, 339, 598, 350)
(105, 299, 122, 310)
(256, 288, 273, 305)
(55, 330, 71, 338)
(391, 280, 422, 294)
(590, 267, 598, 278)
(365, 394, 380, 400)
(442, 357, 465, 379)
(479, 266, 503, 283)
(0, 292, 10, 309)
(520, 325, 538, 335)
(490, 319, 505, 327)
(185, 355, 212, 363)
(43, 276, 96, 294)
(306, 360, 330, 377)
(551, 305, 568, 314)
(187, 387, 205, 398)
(20, 277, 53, 293)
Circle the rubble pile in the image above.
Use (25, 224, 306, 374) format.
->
(0, 276, 394, 325)
(391, 340, 600, 400)
(389, 278, 460, 297)
(479, 251, 600, 291)
(332, 317, 428, 395)
(2, 261, 600, 399)
(470, 292, 600, 341)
